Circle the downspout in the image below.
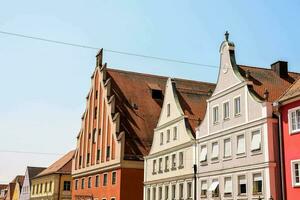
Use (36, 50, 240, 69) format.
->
(274, 102, 286, 200)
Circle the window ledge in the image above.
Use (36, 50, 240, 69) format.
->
(152, 172, 157, 175)
(200, 161, 208, 166)
(158, 170, 163, 174)
(171, 167, 177, 171)
(178, 165, 184, 169)
(223, 117, 230, 121)
(164, 169, 169, 172)
(223, 156, 232, 161)
(251, 150, 262, 156)
(236, 153, 246, 159)
(290, 130, 300, 135)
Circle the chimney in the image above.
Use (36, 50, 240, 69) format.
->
(271, 61, 288, 78)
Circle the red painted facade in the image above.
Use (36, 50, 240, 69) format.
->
(281, 100, 300, 200)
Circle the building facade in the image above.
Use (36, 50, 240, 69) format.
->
(277, 78, 300, 200)
(195, 33, 300, 200)
(20, 167, 45, 200)
(5, 176, 24, 200)
(144, 78, 215, 200)
(31, 151, 74, 200)
(72, 50, 168, 200)
(0, 185, 8, 200)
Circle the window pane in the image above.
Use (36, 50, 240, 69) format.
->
(200, 146, 207, 162)
(224, 139, 231, 158)
(211, 142, 219, 159)
(251, 131, 261, 151)
(237, 135, 245, 154)
(297, 110, 300, 129)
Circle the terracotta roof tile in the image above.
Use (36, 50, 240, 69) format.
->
(27, 167, 46, 180)
(106, 68, 215, 159)
(278, 77, 300, 102)
(36, 150, 74, 177)
(238, 65, 300, 102)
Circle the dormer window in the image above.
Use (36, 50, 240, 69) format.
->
(152, 89, 163, 100)
(167, 103, 171, 117)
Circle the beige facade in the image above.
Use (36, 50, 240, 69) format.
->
(30, 174, 71, 200)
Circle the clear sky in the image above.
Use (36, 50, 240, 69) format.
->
(1, 0, 300, 183)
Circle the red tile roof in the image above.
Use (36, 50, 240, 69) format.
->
(36, 150, 74, 177)
(238, 65, 300, 102)
(106, 68, 215, 160)
(277, 77, 300, 103)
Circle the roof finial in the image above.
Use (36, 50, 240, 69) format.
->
(225, 31, 229, 42)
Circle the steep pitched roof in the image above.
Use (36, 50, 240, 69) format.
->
(238, 65, 300, 102)
(174, 78, 215, 136)
(277, 77, 300, 103)
(105, 68, 215, 159)
(27, 167, 46, 180)
(36, 150, 74, 178)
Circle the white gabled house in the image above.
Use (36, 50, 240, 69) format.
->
(195, 33, 299, 200)
(144, 78, 215, 200)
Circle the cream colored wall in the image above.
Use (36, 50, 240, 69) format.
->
(12, 182, 20, 200)
(195, 39, 272, 200)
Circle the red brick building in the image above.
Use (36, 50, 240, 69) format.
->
(72, 50, 168, 200)
(277, 78, 300, 200)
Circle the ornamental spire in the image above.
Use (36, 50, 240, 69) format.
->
(225, 31, 229, 42)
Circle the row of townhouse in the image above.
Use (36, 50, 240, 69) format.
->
(2, 151, 74, 200)
(71, 32, 300, 200)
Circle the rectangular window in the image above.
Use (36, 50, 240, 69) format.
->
(147, 188, 151, 200)
(112, 171, 117, 185)
(224, 177, 232, 196)
(200, 180, 207, 197)
(81, 178, 84, 189)
(173, 127, 177, 140)
(171, 185, 176, 199)
(200, 145, 207, 162)
(159, 158, 163, 172)
(79, 156, 82, 166)
(165, 156, 169, 171)
(238, 175, 247, 195)
(75, 180, 78, 190)
(292, 160, 300, 186)
(158, 187, 162, 200)
(152, 187, 156, 200)
(153, 160, 157, 173)
(251, 130, 261, 151)
(103, 174, 108, 186)
(95, 90, 98, 99)
(213, 106, 219, 124)
(32, 185, 35, 195)
(167, 129, 170, 143)
(171, 154, 176, 170)
(167, 104, 170, 117)
(88, 177, 91, 188)
(160, 132, 164, 145)
(289, 108, 300, 133)
(237, 134, 245, 155)
(44, 182, 47, 192)
(179, 152, 184, 168)
(40, 183, 42, 193)
(223, 101, 230, 119)
(209, 179, 219, 197)
(95, 175, 99, 187)
(92, 128, 96, 143)
(187, 182, 192, 198)
(179, 183, 183, 199)
(35, 184, 38, 194)
(165, 185, 169, 199)
(234, 97, 241, 115)
(224, 138, 232, 158)
(106, 146, 111, 159)
(211, 142, 219, 160)
(97, 149, 101, 161)
(64, 181, 71, 191)
(94, 107, 97, 119)
(49, 181, 52, 192)
(87, 153, 90, 164)
(253, 173, 262, 194)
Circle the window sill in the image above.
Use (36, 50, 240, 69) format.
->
(290, 130, 300, 135)
(223, 156, 232, 161)
(223, 117, 230, 121)
(200, 161, 208, 166)
(235, 113, 241, 117)
(293, 183, 300, 188)
(171, 167, 177, 171)
(236, 153, 246, 159)
(211, 157, 219, 163)
(158, 170, 163, 174)
(164, 169, 169, 172)
(213, 122, 219, 125)
(178, 165, 184, 169)
(152, 172, 157, 175)
(251, 150, 262, 156)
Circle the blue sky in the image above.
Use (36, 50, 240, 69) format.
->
(1, 0, 300, 183)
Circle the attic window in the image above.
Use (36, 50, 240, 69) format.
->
(152, 89, 163, 100)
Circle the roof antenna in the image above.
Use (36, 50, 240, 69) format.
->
(225, 31, 229, 42)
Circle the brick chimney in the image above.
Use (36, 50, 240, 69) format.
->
(271, 61, 288, 78)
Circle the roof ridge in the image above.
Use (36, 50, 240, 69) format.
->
(239, 64, 300, 75)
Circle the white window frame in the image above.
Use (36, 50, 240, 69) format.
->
(211, 141, 219, 160)
(237, 174, 247, 196)
(252, 172, 263, 195)
(160, 132, 164, 145)
(291, 159, 300, 187)
(200, 180, 207, 197)
(223, 100, 230, 120)
(236, 133, 246, 155)
(153, 160, 157, 174)
(288, 106, 300, 134)
(212, 105, 219, 124)
(187, 182, 192, 199)
(179, 152, 184, 168)
(224, 176, 233, 196)
(199, 145, 208, 163)
(234, 96, 241, 116)
(223, 138, 232, 159)
(251, 129, 262, 152)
